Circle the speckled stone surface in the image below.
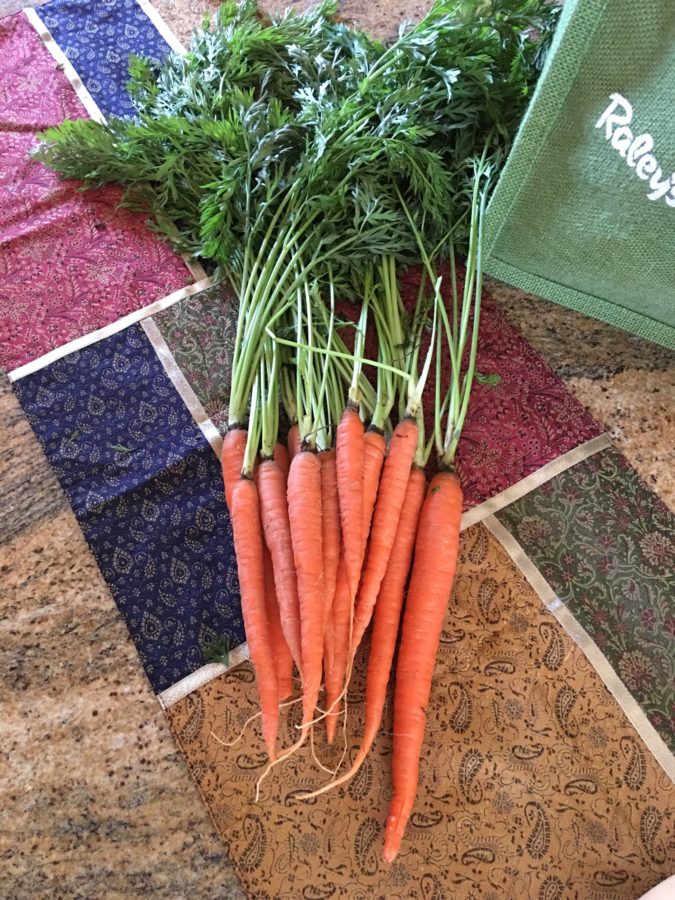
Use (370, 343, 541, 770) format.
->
(1, 1, 674, 897)
(485, 279, 675, 380)
(0, 0, 44, 14)
(0, 378, 243, 898)
(565, 369, 675, 510)
(0, 377, 67, 544)
(150, 0, 433, 44)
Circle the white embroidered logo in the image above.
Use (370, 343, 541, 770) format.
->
(595, 93, 675, 207)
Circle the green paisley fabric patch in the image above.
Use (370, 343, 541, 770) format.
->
(153, 284, 237, 430)
(496, 447, 675, 751)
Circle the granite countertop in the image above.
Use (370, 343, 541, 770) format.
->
(0, 377, 243, 897)
(1, 1, 673, 897)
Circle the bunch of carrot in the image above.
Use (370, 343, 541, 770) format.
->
(37, 0, 558, 862)
(219, 161, 491, 862)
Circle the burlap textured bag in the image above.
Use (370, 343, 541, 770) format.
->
(485, 0, 675, 349)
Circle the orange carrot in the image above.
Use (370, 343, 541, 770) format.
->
(325, 427, 385, 743)
(230, 476, 279, 761)
(321, 447, 345, 741)
(274, 441, 290, 482)
(256, 458, 303, 678)
(335, 403, 364, 599)
(221, 427, 247, 510)
(362, 428, 386, 542)
(383, 470, 463, 863)
(353, 417, 418, 651)
(262, 543, 293, 701)
(302, 466, 426, 799)
(358, 467, 425, 768)
(323, 556, 349, 744)
(323, 615, 335, 692)
(287, 449, 324, 730)
(287, 422, 301, 460)
(320, 449, 340, 637)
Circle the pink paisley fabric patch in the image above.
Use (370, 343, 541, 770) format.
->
(454, 294, 603, 506)
(0, 14, 191, 372)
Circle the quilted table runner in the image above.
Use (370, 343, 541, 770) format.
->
(2, 3, 673, 897)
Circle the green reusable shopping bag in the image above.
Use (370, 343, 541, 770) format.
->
(484, 0, 675, 350)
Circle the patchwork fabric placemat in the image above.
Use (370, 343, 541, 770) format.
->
(0, 12, 197, 375)
(169, 527, 675, 898)
(2, 2, 673, 896)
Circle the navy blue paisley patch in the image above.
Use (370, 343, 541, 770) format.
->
(15, 325, 243, 693)
(40, 0, 173, 119)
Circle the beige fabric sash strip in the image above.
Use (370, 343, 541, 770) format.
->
(158, 644, 250, 709)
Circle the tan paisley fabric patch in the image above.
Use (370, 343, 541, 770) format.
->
(166, 525, 675, 899)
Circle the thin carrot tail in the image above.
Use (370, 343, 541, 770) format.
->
(362, 465, 426, 740)
(287, 450, 324, 731)
(323, 617, 335, 735)
(323, 580, 337, 743)
(323, 618, 335, 676)
(324, 557, 349, 744)
(335, 403, 364, 599)
(298, 740, 370, 800)
(230, 477, 279, 762)
(325, 427, 384, 743)
(383, 797, 414, 864)
(320, 456, 341, 726)
(262, 544, 294, 701)
(324, 689, 339, 745)
(221, 427, 247, 510)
